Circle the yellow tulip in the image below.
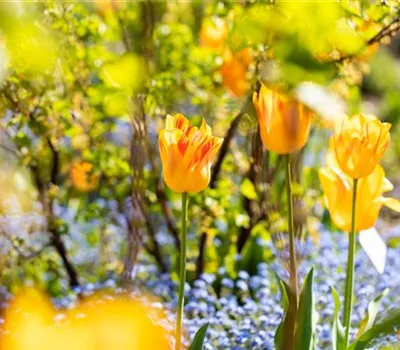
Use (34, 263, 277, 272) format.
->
(1, 290, 171, 350)
(253, 84, 312, 154)
(159, 114, 223, 193)
(333, 113, 391, 179)
(319, 163, 400, 232)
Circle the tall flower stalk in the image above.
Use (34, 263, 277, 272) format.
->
(158, 114, 223, 349)
(343, 178, 358, 347)
(176, 193, 188, 350)
(285, 154, 298, 309)
(253, 84, 313, 348)
(328, 113, 391, 348)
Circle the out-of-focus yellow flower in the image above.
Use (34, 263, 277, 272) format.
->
(199, 18, 229, 52)
(159, 114, 223, 193)
(333, 113, 391, 179)
(70, 161, 99, 192)
(199, 18, 252, 98)
(95, 0, 124, 16)
(319, 162, 400, 232)
(253, 84, 313, 154)
(1, 290, 171, 350)
(220, 48, 252, 98)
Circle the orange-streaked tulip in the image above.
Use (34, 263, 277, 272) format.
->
(159, 114, 223, 193)
(333, 113, 391, 179)
(0, 290, 171, 350)
(253, 84, 313, 154)
(70, 161, 99, 192)
(319, 164, 400, 232)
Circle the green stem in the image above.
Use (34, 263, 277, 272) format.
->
(343, 178, 358, 348)
(176, 192, 188, 350)
(285, 154, 299, 316)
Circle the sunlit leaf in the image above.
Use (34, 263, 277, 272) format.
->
(101, 53, 146, 94)
(240, 178, 258, 200)
(357, 288, 389, 337)
(331, 286, 345, 350)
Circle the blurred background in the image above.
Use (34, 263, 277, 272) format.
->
(0, 0, 400, 301)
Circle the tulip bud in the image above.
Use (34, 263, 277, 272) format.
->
(253, 84, 312, 154)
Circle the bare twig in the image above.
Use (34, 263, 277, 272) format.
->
(45, 137, 80, 288)
(210, 111, 244, 188)
(336, 16, 400, 63)
(237, 128, 263, 254)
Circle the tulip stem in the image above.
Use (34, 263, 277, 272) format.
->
(284, 155, 299, 331)
(176, 192, 188, 350)
(343, 178, 358, 348)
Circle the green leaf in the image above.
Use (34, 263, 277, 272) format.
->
(240, 178, 258, 200)
(103, 92, 131, 117)
(295, 267, 316, 350)
(347, 309, 400, 350)
(189, 323, 209, 350)
(357, 288, 389, 337)
(331, 286, 345, 350)
(274, 276, 291, 349)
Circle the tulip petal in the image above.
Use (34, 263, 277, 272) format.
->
(200, 119, 212, 136)
(382, 177, 394, 193)
(381, 197, 400, 212)
(173, 113, 190, 131)
(165, 114, 175, 129)
(160, 129, 182, 146)
(359, 228, 387, 274)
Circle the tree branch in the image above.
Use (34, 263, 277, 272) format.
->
(336, 16, 400, 63)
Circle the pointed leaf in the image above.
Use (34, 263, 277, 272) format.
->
(295, 267, 316, 350)
(331, 286, 345, 350)
(274, 276, 291, 350)
(189, 323, 209, 350)
(348, 309, 400, 350)
(357, 289, 389, 337)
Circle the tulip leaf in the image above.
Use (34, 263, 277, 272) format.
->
(331, 286, 345, 350)
(274, 276, 291, 350)
(295, 267, 316, 350)
(347, 309, 400, 350)
(189, 323, 209, 350)
(357, 288, 389, 338)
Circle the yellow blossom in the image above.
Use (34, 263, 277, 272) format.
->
(253, 84, 313, 154)
(159, 114, 223, 193)
(333, 113, 391, 179)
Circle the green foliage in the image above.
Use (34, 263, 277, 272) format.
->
(274, 276, 291, 350)
(0, 0, 399, 306)
(357, 289, 389, 337)
(331, 286, 346, 350)
(347, 309, 400, 350)
(189, 323, 209, 350)
(295, 268, 316, 350)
